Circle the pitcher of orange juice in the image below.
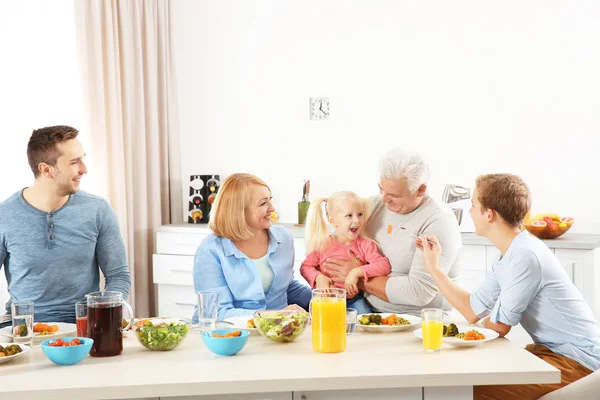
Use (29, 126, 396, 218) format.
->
(311, 288, 346, 353)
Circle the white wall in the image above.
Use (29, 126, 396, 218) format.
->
(0, 0, 101, 201)
(172, 1, 600, 233)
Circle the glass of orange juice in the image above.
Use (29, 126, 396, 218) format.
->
(421, 308, 443, 352)
(311, 288, 346, 353)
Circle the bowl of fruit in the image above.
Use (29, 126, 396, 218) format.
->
(523, 213, 574, 239)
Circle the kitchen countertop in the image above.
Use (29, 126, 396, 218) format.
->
(158, 223, 600, 250)
(0, 327, 559, 400)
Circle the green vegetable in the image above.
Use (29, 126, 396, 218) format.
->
(0, 344, 23, 356)
(134, 318, 190, 351)
(443, 323, 459, 337)
(255, 312, 308, 342)
(18, 324, 27, 337)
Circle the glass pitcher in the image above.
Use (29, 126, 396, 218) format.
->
(86, 291, 134, 357)
(311, 288, 346, 353)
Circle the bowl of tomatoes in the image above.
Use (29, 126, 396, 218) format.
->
(40, 337, 93, 365)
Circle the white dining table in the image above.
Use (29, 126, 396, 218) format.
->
(0, 325, 559, 400)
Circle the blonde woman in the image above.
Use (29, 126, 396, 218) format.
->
(300, 191, 391, 314)
(191, 173, 311, 322)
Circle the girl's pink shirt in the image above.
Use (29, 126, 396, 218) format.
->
(300, 236, 391, 298)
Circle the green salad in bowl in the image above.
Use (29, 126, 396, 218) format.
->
(253, 310, 309, 343)
(134, 317, 191, 351)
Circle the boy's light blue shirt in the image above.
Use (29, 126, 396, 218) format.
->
(192, 225, 311, 322)
(471, 231, 600, 371)
(0, 190, 131, 323)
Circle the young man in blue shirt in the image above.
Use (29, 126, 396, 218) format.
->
(418, 173, 599, 399)
(0, 125, 131, 323)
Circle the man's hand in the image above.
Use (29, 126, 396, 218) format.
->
(415, 236, 442, 274)
(321, 250, 363, 284)
(315, 273, 333, 289)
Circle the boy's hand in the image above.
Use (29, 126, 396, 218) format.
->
(315, 273, 333, 289)
(415, 236, 442, 274)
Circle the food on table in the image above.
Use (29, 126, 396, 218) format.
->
(247, 319, 256, 329)
(212, 330, 242, 338)
(134, 318, 190, 351)
(33, 322, 59, 335)
(47, 338, 83, 347)
(453, 329, 486, 340)
(254, 311, 309, 342)
(522, 212, 574, 239)
(0, 344, 23, 356)
(387, 224, 393, 234)
(270, 211, 279, 223)
(358, 313, 410, 326)
(443, 323, 459, 337)
(14, 324, 28, 337)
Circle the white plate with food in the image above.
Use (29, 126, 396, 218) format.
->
(222, 315, 259, 335)
(0, 322, 77, 343)
(357, 313, 421, 332)
(413, 323, 499, 347)
(0, 342, 31, 364)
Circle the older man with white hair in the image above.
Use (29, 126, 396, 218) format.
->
(322, 148, 461, 316)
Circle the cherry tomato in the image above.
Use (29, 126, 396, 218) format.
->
(70, 338, 81, 346)
(52, 338, 65, 346)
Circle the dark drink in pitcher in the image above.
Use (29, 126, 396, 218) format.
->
(88, 302, 123, 357)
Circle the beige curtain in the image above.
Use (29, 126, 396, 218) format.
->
(74, 0, 182, 317)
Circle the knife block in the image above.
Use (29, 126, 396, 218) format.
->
(298, 201, 310, 226)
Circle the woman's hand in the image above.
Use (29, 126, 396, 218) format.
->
(283, 304, 306, 312)
(344, 267, 363, 297)
(415, 236, 442, 274)
(321, 250, 363, 284)
(315, 273, 333, 289)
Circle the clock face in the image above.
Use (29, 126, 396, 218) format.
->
(309, 97, 330, 121)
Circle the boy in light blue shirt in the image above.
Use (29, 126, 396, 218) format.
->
(417, 173, 599, 399)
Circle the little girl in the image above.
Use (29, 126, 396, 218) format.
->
(300, 191, 391, 314)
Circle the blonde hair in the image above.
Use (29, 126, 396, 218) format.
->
(209, 173, 271, 241)
(305, 191, 371, 253)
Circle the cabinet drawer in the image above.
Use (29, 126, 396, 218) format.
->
(156, 232, 208, 255)
(461, 245, 486, 271)
(153, 254, 194, 285)
(156, 284, 196, 318)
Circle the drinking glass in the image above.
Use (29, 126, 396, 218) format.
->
(421, 308, 443, 352)
(197, 291, 218, 331)
(346, 308, 357, 335)
(75, 301, 88, 337)
(311, 288, 346, 353)
(11, 301, 34, 346)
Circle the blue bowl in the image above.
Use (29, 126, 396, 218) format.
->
(201, 329, 249, 356)
(40, 337, 94, 366)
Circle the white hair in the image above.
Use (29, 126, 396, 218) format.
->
(379, 148, 430, 192)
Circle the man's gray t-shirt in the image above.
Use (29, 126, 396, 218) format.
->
(0, 190, 131, 322)
(365, 195, 461, 316)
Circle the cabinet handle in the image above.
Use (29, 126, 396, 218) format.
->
(175, 302, 195, 306)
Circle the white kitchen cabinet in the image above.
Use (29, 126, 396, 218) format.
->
(554, 248, 600, 321)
